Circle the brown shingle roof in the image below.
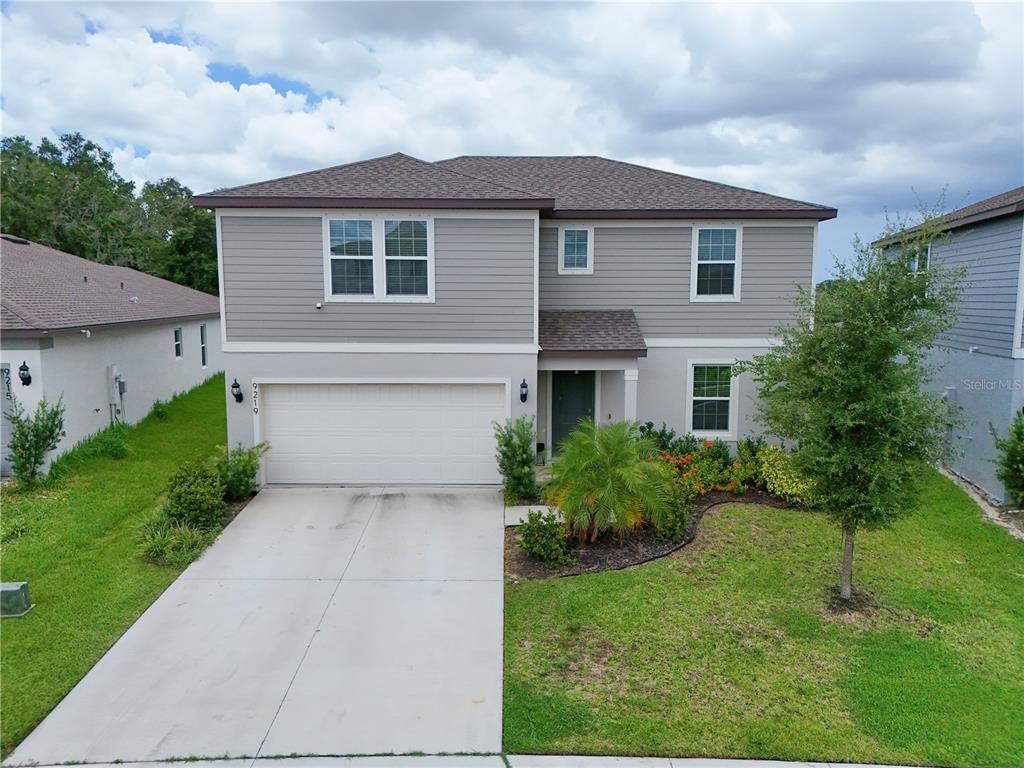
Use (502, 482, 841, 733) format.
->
(539, 310, 647, 357)
(0, 235, 219, 337)
(873, 186, 1024, 246)
(193, 152, 553, 209)
(438, 156, 836, 219)
(194, 153, 836, 220)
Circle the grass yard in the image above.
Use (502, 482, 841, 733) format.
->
(505, 470, 1024, 768)
(0, 375, 226, 755)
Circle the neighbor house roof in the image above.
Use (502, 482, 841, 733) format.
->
(194, 152, 836, 220)
(874, 186, 1024, 246)
(539, 310, 647, 358)
(0, 234, 220, 338)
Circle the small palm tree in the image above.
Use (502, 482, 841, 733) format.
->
(547, 419, 675, 542)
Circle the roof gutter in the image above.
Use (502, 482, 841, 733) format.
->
(1, 311, 221, 339)
(545, 208, 838, 222)
(192, 195, 555, 210)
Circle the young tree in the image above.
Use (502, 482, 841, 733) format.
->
(739, 217, 963, 601)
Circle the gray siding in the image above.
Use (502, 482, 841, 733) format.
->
(538, 225, 813, 337)
(933, 213, 1022, 357)
(221, 216, 534, 343)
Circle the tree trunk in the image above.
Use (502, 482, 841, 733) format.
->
(840, 526, 855, 601)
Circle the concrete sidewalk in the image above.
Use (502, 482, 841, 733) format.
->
(2, 755, 919, 768)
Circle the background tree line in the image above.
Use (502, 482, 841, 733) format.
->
(1, 133, 218, 295)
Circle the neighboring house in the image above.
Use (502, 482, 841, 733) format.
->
(192, 153, 836, 485)
(879, 187, 1024, 504)
(0, 234, 223, 473)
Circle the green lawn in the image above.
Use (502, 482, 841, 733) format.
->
(0, 375, 226, 755)
(505, 470, 1024, 767)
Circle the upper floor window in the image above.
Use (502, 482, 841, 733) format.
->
(384, 220, 429, 296)
(558, 227, 594, 275)
(329, 219, 374, 296)
(909, 243, 930, 275)
(692, 227, 741, 302)
(173, 327, 183, 359)
(324, 216, 434, 302)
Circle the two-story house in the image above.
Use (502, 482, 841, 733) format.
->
(193, 153, 836, 486)
(880, 187, 1024, 504)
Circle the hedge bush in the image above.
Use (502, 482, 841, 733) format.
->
(218, 442, 269, 501)
(494, 416, 540, 505)
(4, 395, 65, 485)
(992, 412, 1024, 507)
(518, 509, 575, 568)
(164, 459, 225, 529)
(758, 445, 815, 506)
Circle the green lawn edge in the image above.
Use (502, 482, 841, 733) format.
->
(0, 374, 227, 755)
(503, 469, 1024, 767)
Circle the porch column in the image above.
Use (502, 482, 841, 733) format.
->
(624, 368, 639, 421)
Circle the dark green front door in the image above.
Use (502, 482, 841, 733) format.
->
(551, 370, 595, 453)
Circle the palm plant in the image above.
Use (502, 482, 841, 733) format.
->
(546, 419, 675, 542)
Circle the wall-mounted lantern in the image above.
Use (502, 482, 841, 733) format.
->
(230, 378, 244, 403)
(18, 361, 31, 386)
(520, 378, 529, 403)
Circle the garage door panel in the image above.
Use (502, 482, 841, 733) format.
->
(261, 383, 506, 485)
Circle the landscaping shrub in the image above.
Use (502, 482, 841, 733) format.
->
(139, 506, 218, 568)
(80, 424, 130, 460)
(732, 435, 768, 490)
(218, 442, 269, 501)
(547, 420, 675, 541)
(758, 444, 815, 505)
(150, 399, 170, 419)
(639, 421, 678, 453)
(4, 395, 66, 485)
(668, 432, 701, 456)
(164, 459, 225, 529)
(991, 412, 1024, 507)
(494, 416, 540, 505)
(518, 509, 575, 568)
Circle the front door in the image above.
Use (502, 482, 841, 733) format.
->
(551, 370, 595, 454)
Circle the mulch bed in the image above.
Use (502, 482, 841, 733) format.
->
(505, 488, 789, 580)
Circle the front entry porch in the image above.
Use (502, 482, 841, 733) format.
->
(536, 309, 647, 461)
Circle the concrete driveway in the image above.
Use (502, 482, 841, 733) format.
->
(7, 487, 504, 765)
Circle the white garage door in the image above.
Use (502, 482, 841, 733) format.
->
(259, 382, 507, 485)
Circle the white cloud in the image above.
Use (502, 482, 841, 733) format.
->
(0, 1, 1020, 275)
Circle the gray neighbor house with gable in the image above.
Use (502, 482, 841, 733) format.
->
(193, 153, 837, 486)
(890, 187, 1024, 504)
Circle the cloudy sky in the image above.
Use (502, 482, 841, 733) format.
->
(2, 1, 1021, 279)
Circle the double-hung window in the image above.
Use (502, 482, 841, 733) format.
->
(384, 219, 429, 296)
(325, 216, 433, 301)
(173, 327, 183, 359)
(692, 227, 740, 301)
(909, 243, 930, 275)
(329, 219, 375, 296)
(689, 362, 735, 437)
(558, 227, 594, 274)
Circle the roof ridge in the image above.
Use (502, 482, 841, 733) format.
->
(591, 156, 834, 211)
(430, 158, 544, 199)
(198, 152, 421, 197)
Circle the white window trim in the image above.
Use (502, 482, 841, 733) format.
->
(557, 225, 594, 275)
(173, 327, 183, 360)
(685, 358, 738, 440)
(909, 243, 931, 275)
(690, 225, 742, 303)
(321, 215, 436, 303)
(199, 323, 208, 368)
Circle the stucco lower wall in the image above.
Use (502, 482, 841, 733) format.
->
(636, 345, 768, 445)
(221, 351, 538, 455)
(1, 318, 224, 470)
(927, 346, 1021, 503)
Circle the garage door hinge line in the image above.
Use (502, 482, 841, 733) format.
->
(249, 487, 385, 764)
